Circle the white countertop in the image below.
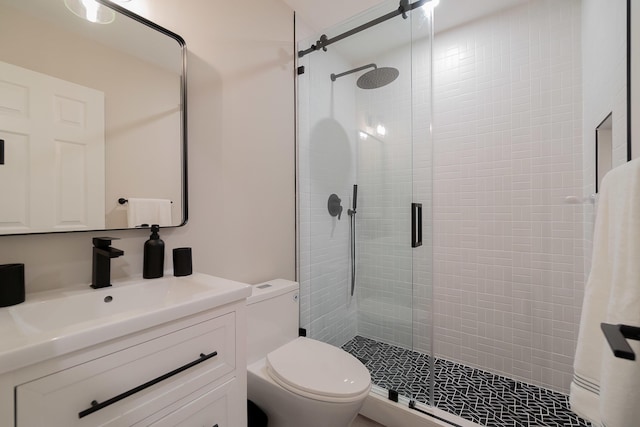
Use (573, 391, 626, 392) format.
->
(0, 273, 251, 375)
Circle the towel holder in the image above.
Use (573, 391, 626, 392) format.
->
(601, 323, 640, 360)
(118, 198, 172, 205)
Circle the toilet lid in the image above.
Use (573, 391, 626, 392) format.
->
(266, 337, 371, 400)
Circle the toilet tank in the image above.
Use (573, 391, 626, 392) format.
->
(246, 279, 299, 365)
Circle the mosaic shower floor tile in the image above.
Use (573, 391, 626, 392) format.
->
(342, 336, 591, 427)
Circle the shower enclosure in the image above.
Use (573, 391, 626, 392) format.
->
(298, 0, 595, 426)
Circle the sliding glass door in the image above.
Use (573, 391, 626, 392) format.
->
(297, 0, 434, 408)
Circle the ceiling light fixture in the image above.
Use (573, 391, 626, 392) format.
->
(64, 0, 115, 24)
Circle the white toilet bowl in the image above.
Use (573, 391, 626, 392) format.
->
(246, 280, 371, 427)
(247, 337, 371, 427)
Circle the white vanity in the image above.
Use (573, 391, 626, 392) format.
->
(0, 273, 251, 426)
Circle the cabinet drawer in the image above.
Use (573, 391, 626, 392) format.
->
(140, 378, 238, 427)
(16, 312, 235, 427)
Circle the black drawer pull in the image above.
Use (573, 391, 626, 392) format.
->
(78, 351, 218, 419)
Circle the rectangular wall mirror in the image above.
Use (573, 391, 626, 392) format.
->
(0, 0, 187, 235)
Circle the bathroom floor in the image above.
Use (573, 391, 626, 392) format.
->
(342, 336, 592, 427)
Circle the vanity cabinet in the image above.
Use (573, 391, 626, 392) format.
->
(0, 300, 247, 427)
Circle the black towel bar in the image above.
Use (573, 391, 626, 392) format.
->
(601, 323, 640, 360)
(118, 198, 172, 205)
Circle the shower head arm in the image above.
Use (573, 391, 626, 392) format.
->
(330, 64, 377, 82)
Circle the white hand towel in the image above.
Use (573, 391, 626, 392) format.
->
(570, 158, 640, 427)
(126, 198, 172, 227)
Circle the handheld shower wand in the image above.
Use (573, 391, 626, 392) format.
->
(352, 185, 358, 211)
(348, 185, 358, 296)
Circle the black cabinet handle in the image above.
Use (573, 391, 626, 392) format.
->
(411, 203, 422, 248)
(78, 351, 218, 419)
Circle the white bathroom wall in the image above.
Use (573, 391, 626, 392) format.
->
(431, 0, 584, 392)
(0, 0, 296, 291)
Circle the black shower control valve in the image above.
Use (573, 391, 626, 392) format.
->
(328, 193, 343, 220)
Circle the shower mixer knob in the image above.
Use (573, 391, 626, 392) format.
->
(328, 194, 343, 220)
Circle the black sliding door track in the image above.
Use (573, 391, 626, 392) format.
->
(298, 0, 430, 58)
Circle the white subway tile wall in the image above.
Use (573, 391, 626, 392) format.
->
(430, 0, 584, 392)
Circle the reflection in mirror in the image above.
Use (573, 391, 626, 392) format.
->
(0, 0, 186, 234)
(596, 113, 613, 193)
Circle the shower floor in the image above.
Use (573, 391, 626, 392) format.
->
(342, 336, 591, 427)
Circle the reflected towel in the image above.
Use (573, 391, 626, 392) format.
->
(126, 198, 172, 227)
(570, 159, 640, 427)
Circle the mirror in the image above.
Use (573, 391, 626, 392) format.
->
(0, 0, 186, 235)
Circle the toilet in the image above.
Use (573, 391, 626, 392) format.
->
(246, 279, 371, 427)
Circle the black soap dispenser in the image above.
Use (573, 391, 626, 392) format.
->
(143, 224, 164, 279)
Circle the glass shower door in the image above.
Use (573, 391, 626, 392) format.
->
(297, 0, 434, 409)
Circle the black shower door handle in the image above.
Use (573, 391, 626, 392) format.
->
(411, 203, 422, 248)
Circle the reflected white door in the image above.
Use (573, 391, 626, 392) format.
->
(0, 61, 105, 233)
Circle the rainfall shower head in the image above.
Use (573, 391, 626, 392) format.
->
(357, 67, 399, 89)
(330, 63, 399, 89)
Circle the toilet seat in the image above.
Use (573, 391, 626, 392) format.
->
(265, 337, 371, 403)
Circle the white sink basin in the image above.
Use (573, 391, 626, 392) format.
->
(0, 273, 251, 375)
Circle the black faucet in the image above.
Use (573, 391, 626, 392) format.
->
(91, 237, 124, 289)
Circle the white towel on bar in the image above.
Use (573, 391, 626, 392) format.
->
(126, 198, 172, 227)
(570, 159, 640, 427)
